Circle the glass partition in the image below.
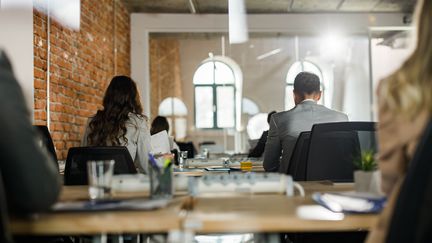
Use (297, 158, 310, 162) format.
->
(149, 31, 393, 151)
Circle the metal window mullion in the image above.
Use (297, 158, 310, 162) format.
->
(213, 83, 218, 128)
(233, 85, 236, 129)
(212, 61, 217, 129)
(194, 86, 197, 128)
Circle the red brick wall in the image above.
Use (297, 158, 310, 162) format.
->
(33, 0, 131, 160)
(149, 38, 183, 119)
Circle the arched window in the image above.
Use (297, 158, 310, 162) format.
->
(247, 113, 269, 140)
(285, 61, 326, 110)
(193, 59, 236, 129)
(158, 97, 188, 116)
(242, 98, 259, 116)
(158, 97, 188, 140)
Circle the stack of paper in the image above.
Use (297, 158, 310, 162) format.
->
(151, 130, 171, 154)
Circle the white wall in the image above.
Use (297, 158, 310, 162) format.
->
(0, 1, 34, 114)
(371, 37, 413, 120)
(341, 37, 371, 121)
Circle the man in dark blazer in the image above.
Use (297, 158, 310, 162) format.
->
(0, 50, 60, 213)
(263, 72, 348, 173)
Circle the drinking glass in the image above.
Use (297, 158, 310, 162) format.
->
(202, 148, 209, 159)
(149, 156, 173, 199)
(87, 160, 115, 200)
(240, 161, 253, 171)
(179, 151, 188, 170)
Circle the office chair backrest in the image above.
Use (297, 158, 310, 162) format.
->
(64, 146, 137, 185)
(286, 131, 311, 181)
(0, 170, 13, 243)
(386, 121, 432, 243)
(199, 141, 215, 146)
(306, 122, 376, 182)
(34, 125, 58, 168)
(177, 142, 196, 158)
(200, 144, 224, 154)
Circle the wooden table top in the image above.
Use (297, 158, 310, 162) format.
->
(185, 194, 376, 233)
(9, 182, 378, 235)
(182, 181, 377, 233)
(10, 186, 186, 235)
(10, 202, 184, 235)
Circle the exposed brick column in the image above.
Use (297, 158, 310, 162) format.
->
(149, 38, 183, 120)
(33, 0, 131, 160)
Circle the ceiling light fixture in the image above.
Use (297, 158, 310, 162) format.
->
(228, 0, 249, 44)
(33, 0, 80, 30)
(319, 32, 346, 59)
(187, 0, 197, 14)
(256, 48, 282, 60)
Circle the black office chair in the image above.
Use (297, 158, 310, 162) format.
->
(386, 121, 432, 243)
(306, 122, 376, 182)
(286, 131, 311, 181)
(0, 171, 13, 243)
(34, 125, 58, 169)
(64, 146, 137, 185)
(177, 142, 196, 158)
(199, 141, 215, 146)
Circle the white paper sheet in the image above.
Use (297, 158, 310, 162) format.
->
(151, 130, 171, 154)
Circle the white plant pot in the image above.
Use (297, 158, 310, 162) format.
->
(354, 170, 383, 195)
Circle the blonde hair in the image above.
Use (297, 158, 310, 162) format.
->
(381, 0, 432, 118)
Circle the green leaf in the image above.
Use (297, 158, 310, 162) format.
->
(353, 149, 377, 172)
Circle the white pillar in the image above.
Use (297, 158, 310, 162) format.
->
(0, 1, 34, 116)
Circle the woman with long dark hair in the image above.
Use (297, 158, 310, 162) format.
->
(82, 76, 151, 173)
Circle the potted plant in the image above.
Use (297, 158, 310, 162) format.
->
(353, 150, 382, 194)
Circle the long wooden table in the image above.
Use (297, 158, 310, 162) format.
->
(185, 195, 375, 233)
(9, 182, 378, 236)
(10, 187, 185, 235)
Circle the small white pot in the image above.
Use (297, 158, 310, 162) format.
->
(354, 170, 383, 195)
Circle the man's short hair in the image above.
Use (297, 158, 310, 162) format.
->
(293, 72, 321, 95)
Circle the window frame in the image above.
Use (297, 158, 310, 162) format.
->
(193, 60, 237, 129)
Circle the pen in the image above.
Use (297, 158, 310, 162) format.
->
(148, 153, 161, 174)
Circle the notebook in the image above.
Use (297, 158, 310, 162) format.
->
(312, 191, 386, 214)
(52, 198, 170, 212)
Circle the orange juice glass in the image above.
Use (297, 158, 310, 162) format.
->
(240, 161, 253, 171)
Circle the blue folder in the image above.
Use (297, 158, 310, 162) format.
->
(312, 191, 386, 214)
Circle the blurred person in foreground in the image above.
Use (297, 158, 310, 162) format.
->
(0, 50, 60, 216)
(248, 111, 277, 158)
(263, 72, 348, 173)
(366, 0, 432, 242)
(82, 76, 152, 174)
